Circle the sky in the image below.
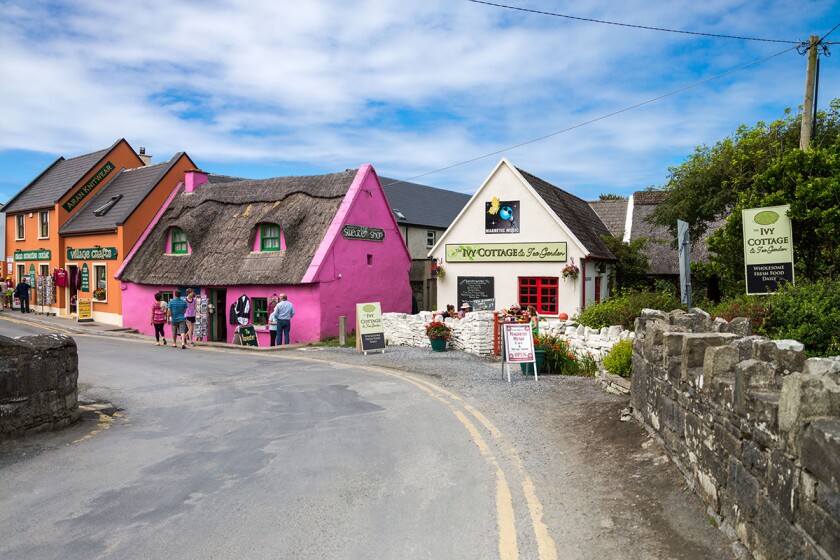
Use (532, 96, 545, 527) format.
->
(1, 0, 838, 203)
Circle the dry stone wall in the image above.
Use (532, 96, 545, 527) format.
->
(0, 334, 79, 437)
(381, 311, 631, 357)
(631, 308, 840, 560)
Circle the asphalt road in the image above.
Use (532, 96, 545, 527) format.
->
(0, 316, 553, 559)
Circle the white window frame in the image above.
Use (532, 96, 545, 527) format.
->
(16, 264, 25, 284)
(38, 211, 49, 239)
(92, 262, 108, 303)
(426, 230, 436, 249)
(15, 215, 25, 240)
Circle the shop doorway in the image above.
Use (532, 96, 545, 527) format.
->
(213, 289, 227, 342)
(67, 265, 78, 314)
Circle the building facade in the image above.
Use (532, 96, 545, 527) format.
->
(430, 158, 615, 318)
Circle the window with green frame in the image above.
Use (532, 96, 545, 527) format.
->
(171, 228, 189, 254)
(159, 291, 173, 304)
(252, 297, 268, 325)
(260, 224, 281, 251)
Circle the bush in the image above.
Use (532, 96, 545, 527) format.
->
(706, 295, 769, 332)
(603, 339, 633, 378)
(575, 288, 683, 330)
(758, 278, 840, 357)
(534, 333, 598, 376)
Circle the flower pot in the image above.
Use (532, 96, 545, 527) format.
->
(430, 337, 447, 352)
(520, 350, 546, 375)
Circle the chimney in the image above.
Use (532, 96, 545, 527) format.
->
(184, 169, 209, 193)
(138, 147, 152, 166)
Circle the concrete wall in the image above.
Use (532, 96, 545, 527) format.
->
(631, 308, 840, 560)
(0, 333, 79, 437)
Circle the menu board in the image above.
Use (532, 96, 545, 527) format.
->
(457, 276, 494, 310)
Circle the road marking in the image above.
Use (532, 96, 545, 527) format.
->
(72, 407, 121, 444)
(0, 314, 75, 335)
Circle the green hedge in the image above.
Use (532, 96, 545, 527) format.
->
(575, 288, 683, 330)
(758, 278, 840, 357)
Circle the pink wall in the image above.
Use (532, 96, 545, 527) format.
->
(308, 165, 412, 337)
(121, 281, 321, 345)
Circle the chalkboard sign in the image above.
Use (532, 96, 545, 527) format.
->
(236, 325, 259, 346)
(457, 276, 494, 310)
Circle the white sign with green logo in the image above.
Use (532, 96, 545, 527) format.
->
(742, 204, 794, 295)
(355, 302, 386, 354)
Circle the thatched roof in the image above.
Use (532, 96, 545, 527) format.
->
(118, 170, 357, 286)
(517, 168, 616, 261)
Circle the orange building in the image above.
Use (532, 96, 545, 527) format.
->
(3, 139, 195, 324)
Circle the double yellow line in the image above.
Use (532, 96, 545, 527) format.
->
(363, 365, 558, 560)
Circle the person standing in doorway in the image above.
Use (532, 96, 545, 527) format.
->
(151, 292, 167, 345)
(167, 290, 189, 349)
(14, 277, 31, 314)
(269, 293, 295, 345)
(267, 294, 279, 347)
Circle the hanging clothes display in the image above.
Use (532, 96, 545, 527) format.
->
(234, 294, 250, 325)
(229, 303, 237, 325)
(54, 268, 68, 288)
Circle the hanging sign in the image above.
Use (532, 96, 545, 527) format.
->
(742, 205, 794, 295)
(236, 325, 259, 346)
(446, 242, 567, 262)
(77, 298, 93, 322)
(81, 263, 90, 292)
(13, 249, 51, 261)
(342, 225, 385, 242)
(356, 302, 386, 354)
(62, 161, 116, 212)
(67, 247, 118, 260)
(485, 197, 520, 234)
(502, 323, 537, 382)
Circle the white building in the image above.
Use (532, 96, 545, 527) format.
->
(429, 158, 615, 319)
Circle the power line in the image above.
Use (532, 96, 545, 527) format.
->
(466, 0, 802, 45)
(386, 45, 799, 188)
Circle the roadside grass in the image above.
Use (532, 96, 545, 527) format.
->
(311, 333, 357, 348)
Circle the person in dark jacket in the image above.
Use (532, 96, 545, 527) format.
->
(14, 278, 31, 314)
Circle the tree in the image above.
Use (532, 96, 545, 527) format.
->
(649, 100, 840, 294)
(598, 193, 626, 200)
(600, 235, 649, 291)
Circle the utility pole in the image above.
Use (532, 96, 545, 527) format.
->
(800, 35, 819, 150)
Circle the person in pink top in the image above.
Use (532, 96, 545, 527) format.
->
(184, 288, 197, 346)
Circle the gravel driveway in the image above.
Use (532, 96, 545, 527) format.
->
(311, 345, 736, 560)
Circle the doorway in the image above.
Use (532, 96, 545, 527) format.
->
(213, 289, 227, 342)
(67, 264, 78, 314)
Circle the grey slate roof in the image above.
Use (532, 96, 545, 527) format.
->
(59, 153, 190, 235)
(3, 140, 121, 213)
(516, 168, 616, 261)
(588, 199, 628, 238)
(380, 177, 470, 229)
(118, 170, 357, 286)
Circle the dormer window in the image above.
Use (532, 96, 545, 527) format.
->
(260, 224, 283, 251)
(171, 228, 189, 254)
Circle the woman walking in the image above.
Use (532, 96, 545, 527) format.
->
(151, 292, 167, 345)
(184, 288, 197, 346)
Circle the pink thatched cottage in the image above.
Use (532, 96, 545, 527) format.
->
(116, 165, 412, 345)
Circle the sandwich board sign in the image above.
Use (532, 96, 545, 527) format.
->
(77, 298, 93, 322)
(502, 323, 537, 382)
(236, 325, 259, 346)
(356, 302, 386, 354)
(742, 205, 794, 295)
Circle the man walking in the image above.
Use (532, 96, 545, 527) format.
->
(269, 293, 295, 345)
(14, 277, 31, 314)
(166, 290, 189, 349)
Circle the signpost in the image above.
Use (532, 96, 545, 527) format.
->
(742, 205, 794, 295)
(77, 298, 93, 322)
(502, 323, 536, 383)
(677, 220, 692, 310)
(356, 302, 386, 354)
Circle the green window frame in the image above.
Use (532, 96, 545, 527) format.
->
(159, 291, 173, 303)
(172, 228, 189, 254)
(253, 297, 268, 325)
(260, 224, 281, 251)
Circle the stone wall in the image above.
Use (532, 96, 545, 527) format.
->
(0, 334, 80, 437)
(631, 308, 840, 560)
(382, 311, 631, 357)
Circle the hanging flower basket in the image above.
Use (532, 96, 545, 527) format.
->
(561, 259, 580, 281)
(430, 259, 445, 279)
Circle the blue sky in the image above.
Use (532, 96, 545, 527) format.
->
(1, 0, 838, 203)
